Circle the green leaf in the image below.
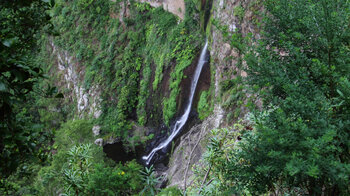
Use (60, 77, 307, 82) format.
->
(306, 165, 320, 178)
(286, 161, 300, 176)
(337, 89, 344, 97)
(2, 39, 12, 47)
(0, 82, 7, 92)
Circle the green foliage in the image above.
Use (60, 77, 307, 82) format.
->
(32, 119, 145, 195)
(37, 97, 66, 129)
(158, 186, 183, 196)
(233, 5, 245, 21)
(137, 61, 152, 126)
(34, 158, 65, 195)
(140, 165, 162, 196)
(62, 143, 93, 195)
(0, 162, 42, 195)
(33, 120, 97, 195)
(163, 32, 202, 125)
(50, 0, 202, 134)
(61, 144, 144, 196)
(220, 77, 246, 121)
(135, 2, 152, 12)
(1, 0, 202, 195)
(126, 131, 155, 153)
(152, 53, 166, 91)
(188, 127, 243, 195)
(55, 119, 93, 150)
(87, 161, 143, 195)
(222, 0, 350, 194)
(0, 0, 52, 178)
(197, 91, 212, 120)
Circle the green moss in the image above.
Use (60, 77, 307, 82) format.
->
(197, 91, 212, 120)
(137, 60, 151, 126)
(162, 33, 201, 125)
(206, 15, 214, 40)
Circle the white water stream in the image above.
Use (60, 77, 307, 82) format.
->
(143, 40, 209, 165)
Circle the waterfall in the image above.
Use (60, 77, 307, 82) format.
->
(143, 40, 209, 165)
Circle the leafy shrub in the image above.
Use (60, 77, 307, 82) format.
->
(62, 144, 93, 195)
(188, 127, 242, 195)
(140, 165, 162, 195)
(87, 161, 143, 195)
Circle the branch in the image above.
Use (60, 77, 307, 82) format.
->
(198, 165, 212, 195)
(183, 126, 205, 191)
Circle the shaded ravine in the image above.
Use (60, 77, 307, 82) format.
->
(143, 40, 209, 165)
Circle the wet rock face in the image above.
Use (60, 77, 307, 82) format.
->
(178, 50, 210, 118)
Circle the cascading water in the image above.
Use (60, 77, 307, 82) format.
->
(143, 40, 209, 165)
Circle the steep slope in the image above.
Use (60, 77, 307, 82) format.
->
(41, 0, 208, 163)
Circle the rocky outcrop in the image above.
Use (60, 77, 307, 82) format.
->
(50, 40, 102, 119)
(210, 0, 262, 123)
(92, 125, 101, 136)
(138, 0, 185, 19)
(211, 0, 261, 84)
(165, 105, 224, 188)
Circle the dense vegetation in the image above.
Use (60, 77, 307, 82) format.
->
(44, 0, 203, 139)
(2, 0, 350, 195)
(190, 0, 350, 195)
(0, 0, 53, 180)
(1, 0, 202, 194)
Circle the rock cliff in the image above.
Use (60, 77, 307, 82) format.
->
(49, 40, 102, 119)
(47, 0, 261, 190)
(139, 0, 185, 19)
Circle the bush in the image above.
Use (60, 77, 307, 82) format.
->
(87, 161, 143, 195)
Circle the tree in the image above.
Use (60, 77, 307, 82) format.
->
(225, 0, 350, 194)
(0, 0, 52, 178)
